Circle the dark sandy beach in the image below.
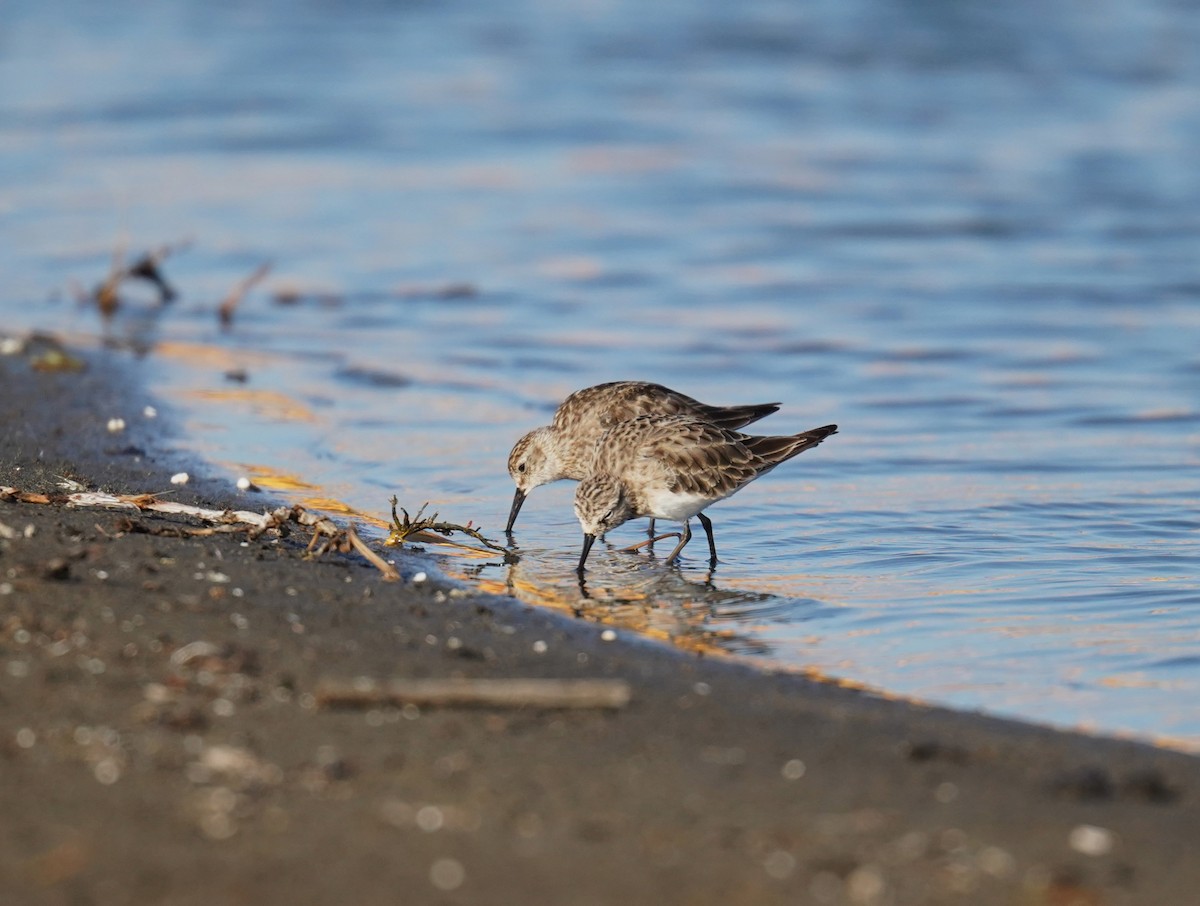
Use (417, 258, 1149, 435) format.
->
(2, 340, 1198, 906)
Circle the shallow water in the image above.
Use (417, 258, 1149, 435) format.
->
(3, 0, 1199, 747)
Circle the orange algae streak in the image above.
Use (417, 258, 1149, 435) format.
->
(155, 340, 277, 372)
(181, 388, 318, 423)
(242, 468, 320, 492)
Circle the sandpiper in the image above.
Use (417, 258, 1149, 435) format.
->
(506, 382, 779, 533)
(574, 414, 837, 570)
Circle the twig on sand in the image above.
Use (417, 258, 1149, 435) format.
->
(346, 524, 401, 579)
(218, 261, 272, 328)
(314, 677, 632, 711)
(385, 498, 508, 553)
(126, 246, 183, 302)
(83, 240, 190, 315)
(305, 521, 400, 581)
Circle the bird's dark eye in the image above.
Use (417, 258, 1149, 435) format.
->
(517, 462, 526, 473)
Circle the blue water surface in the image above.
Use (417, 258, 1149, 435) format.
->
(2, 0, 1198, 746)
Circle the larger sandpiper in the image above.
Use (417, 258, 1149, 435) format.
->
(505, 381, 780, 533)
(574, 414, 837, 570)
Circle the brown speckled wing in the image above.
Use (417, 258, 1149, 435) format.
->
(742, 424, 838, 467)
(595, 382, 701, 428)
(552, 382, 673, 433)
(593, 415, 837, 499)
(693, 401, 782, 430)
(624, 416, 761, 499)
(608, 383, 779, 431)
(554, 381, 778, 433)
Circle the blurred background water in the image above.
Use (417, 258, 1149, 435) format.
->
(2, 0, 1198, 747)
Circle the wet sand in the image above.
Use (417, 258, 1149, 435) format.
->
(2, 341, 1198, 905)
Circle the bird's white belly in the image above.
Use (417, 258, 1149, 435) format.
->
(642, 487, 714, 521)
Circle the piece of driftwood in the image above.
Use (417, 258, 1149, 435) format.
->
(81, 240, 189, 316)
(126, 248, 181, 302)
(305, 521, 400, 581)
(345, 524, 401, 580)
(218, 261, 272, 328)
(0, 486, 274, 527)
(315, 677, 632, 711)
(0, 486, 403, 580)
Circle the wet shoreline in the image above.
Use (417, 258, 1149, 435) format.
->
(2, 342, 1198, 905)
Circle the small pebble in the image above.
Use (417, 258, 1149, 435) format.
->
(212, 699, 236, 718)
(532, 640, 548, 654)
(94, 758, 122, 785)
(106, 417, 126, 433)
(781, 759, 806, 780)
(143, 683, 172, 704)
(1069, 824, 1114, 856)
(236, 476, 255, 491)
(170, 472, 189, 485)
(143, 405, 157, 418)
(412, 572, 427, 583)
(430, 858, 465, 892)
(416, 805, 444, 832)
(846, 864, 886, 903)
(600, 629, 617, 642)
(935, 781, 959, 803)
(976, 845, 1016, 878)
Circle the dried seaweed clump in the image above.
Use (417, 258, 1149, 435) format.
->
(385, 498, 507, 553)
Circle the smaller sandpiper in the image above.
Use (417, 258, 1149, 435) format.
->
(506, 381, 780, 533)
(574, 414, 837, 571)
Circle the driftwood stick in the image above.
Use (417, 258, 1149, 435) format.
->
(346, 524, 400, 581)
(218, 261, 272, 327)
(1, 486, 391, 577)
(315, 677, 632, 711)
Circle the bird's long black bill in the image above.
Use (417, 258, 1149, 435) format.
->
(505, 488, 527, 534)
(577, 533, 597, 573)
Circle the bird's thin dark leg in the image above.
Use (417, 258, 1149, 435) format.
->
(697, 512, 717, 566)
(664, 520, 693, 565)
(646, 517, 657, 539)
